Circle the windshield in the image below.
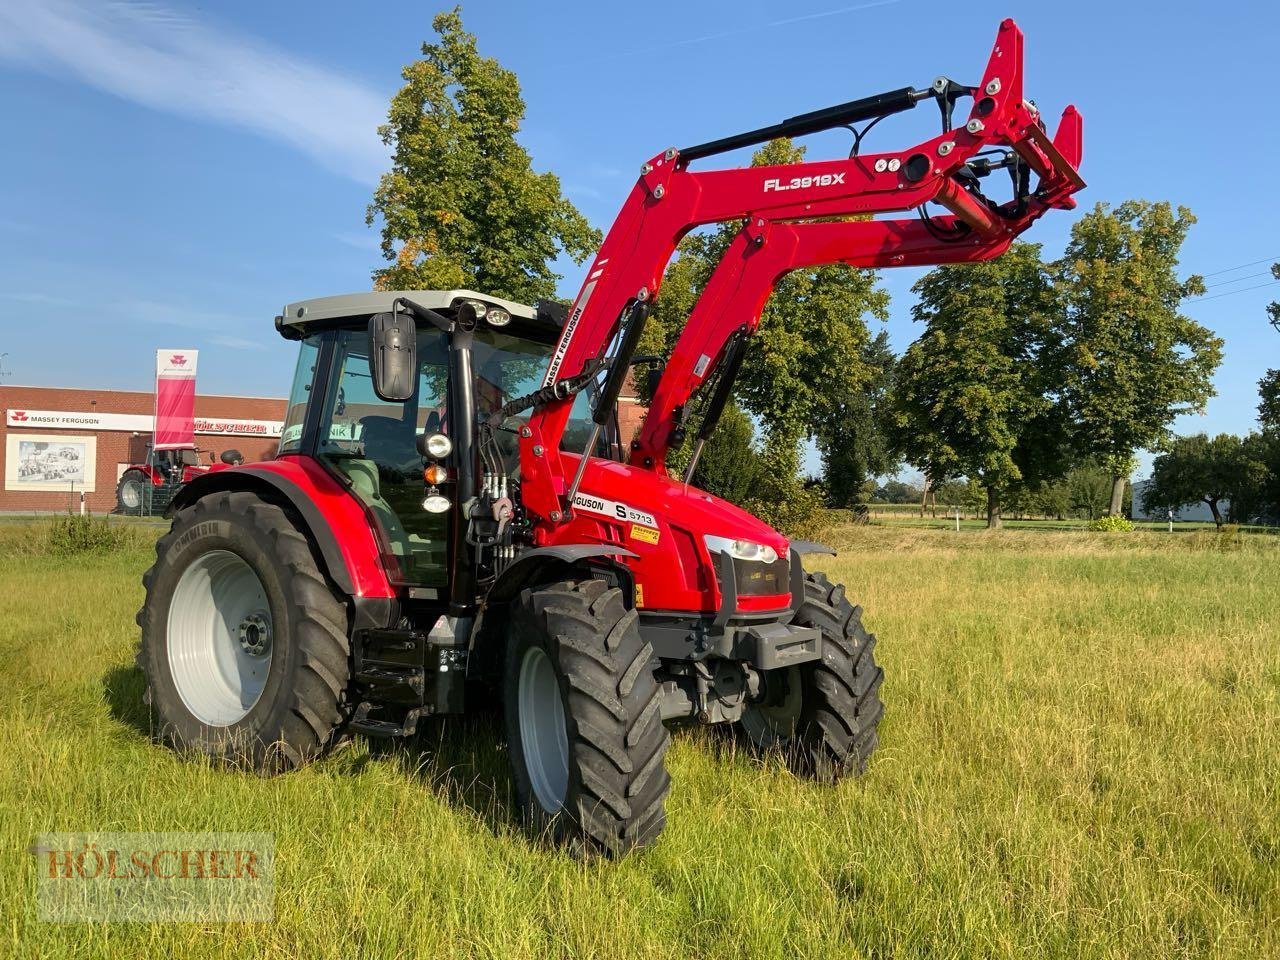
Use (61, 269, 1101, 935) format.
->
(472, 328, 603, 469)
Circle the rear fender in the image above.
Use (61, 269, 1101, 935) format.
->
(167, 456, 398, 628)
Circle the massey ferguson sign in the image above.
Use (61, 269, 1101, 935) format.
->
(5, 409, 283, 437)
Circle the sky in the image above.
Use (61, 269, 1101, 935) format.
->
(0, 0, 1277, 479)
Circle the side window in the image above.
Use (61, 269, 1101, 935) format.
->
(278, 338, 320, 454)
(317, 330, 450, 587)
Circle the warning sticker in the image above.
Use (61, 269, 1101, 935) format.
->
(629, 523, 660, 545)
(571, 492, 657, 528)
(634, 583, 645, 607)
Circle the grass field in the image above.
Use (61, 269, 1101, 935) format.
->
(1, 518, 1277, 959)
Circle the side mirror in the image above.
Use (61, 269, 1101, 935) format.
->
(368, 311, 417, 402)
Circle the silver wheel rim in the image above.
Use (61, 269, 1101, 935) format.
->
(518, 646, 569, 813)
(120, 480, 142, 509)
(742, 666, 804, 748)
(166, 549, 273, 727)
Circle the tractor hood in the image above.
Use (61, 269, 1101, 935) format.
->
(574, 455, 788, 554)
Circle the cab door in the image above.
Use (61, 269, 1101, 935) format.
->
(313, 327, 451, 591)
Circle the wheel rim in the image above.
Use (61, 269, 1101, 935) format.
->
(166, 549, 273, 727)
(120, 480, 142, 509)
(742, 666, 804, 747)
(518, 646, 570, 813)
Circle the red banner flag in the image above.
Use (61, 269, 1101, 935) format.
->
(153, 349, 199, 450)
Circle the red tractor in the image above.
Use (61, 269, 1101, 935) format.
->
(116, 445, 244, 515)
(137, 21, 1083, 854)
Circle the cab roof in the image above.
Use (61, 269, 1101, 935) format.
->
(276, 289, 538, 336)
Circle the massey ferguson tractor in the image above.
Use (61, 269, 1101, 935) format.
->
(116, 445, 244, 516)
(137, 21, 1083, 854)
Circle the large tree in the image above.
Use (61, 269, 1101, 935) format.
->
(1259, 368, 1280, 434)
(888, 242, 1066, 528)
(819, 330, 898, 508)
(368, 8, 599, 301)
(1142, 433, 1268, 528)
(642, 138, 890, 531)
(1056, 201, 1223, 516)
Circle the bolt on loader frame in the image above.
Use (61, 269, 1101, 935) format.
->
(137, 20, 1083, 855)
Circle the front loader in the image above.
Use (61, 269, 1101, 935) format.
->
(137, 20, 1083, 855)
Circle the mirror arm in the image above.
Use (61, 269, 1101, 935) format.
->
(392, 297, 454, 333)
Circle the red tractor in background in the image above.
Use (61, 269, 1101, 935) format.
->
(136, 21, 1083, 854)
(115, 445, 244, 515)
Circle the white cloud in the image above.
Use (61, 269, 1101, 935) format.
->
(0, 0, 389, 183)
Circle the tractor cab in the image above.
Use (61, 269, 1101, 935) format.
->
(274, 290, 614, 591)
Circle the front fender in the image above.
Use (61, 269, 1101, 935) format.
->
(168, 455, 396, 602)
(486, 544, 639, 606)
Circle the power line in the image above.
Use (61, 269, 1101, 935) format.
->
(1202, 270, 1272, 290)
(1199, 255, 1280, 278)
(1193, 280, 1279, 303)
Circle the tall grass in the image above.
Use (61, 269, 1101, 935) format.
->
(0, 522, 1276, 958)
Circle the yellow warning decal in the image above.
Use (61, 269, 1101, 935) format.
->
(630, 523, 660, 545)
(634, 583, 644, 607)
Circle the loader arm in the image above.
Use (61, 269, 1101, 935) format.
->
(632, 151, 1082, 472)
(521, 18, 1084, 524)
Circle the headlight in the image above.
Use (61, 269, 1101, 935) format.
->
(422, 493, 451, 514)
(486, 306, 511, 327)
(423, 432, 452, 458)
(703, 534, 778, 564)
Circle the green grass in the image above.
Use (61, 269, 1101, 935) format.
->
(1, 520, 1277, 959)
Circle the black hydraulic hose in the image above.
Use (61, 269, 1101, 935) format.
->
(680, 86, 928, 163)
(592, 301, 650, 426)
(696, 333, 747, 442)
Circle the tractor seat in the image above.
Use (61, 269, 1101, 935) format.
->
(359, 415, 418, 473)
(338, 458, 412, 560)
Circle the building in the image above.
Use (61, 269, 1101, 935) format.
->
(1, 385, 285, 514)
(2, 371, 647, 515)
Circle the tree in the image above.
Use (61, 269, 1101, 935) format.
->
(873, 479, 922, 504)
(368, 8, 599, 301)
(642, 138, 890, 532)
(888, 242, 1066, 528)
(1259, 368, 1280, 433)
(820, 330, 899, 508)
(1141, 433, 1268, 528)
(681, 403, 766, 507)
(1056, 201, 1223, 516)
(1065, 459, 1114, 520)
(1255, 366, 1280, 519)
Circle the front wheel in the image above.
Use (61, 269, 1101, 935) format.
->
(740, 572, 884, 780)
(503, 579, 670, 856)
(137, 490, 352, 773)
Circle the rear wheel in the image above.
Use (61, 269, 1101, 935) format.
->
(740, 572, 884, 780)
(137, 490, 351, 772)
(503, 579, 670, 856)
(115, 469, 149, 515)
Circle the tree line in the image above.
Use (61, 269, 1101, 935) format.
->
(367, 10, 1255, 533)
